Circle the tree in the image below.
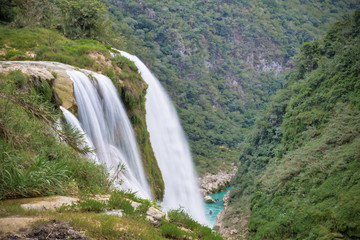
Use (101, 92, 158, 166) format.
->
(56, 0, 108, 39)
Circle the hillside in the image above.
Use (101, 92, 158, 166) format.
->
(104, 0, 360, 174)
(219, 11, 360, 239)
(0, 25, 165, 199)
(0, 15, 221, 240)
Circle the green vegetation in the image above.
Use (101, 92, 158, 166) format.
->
(21, 190, 220, 239)
(227, 11, 360, 239)
(168, 209, 223, 240)
(2, 0, 358, 176)
(103, 0, 360, 174)
(0, 25, 164, 200)
(0, 71, 111, 199)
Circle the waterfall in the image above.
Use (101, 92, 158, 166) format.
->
(118, 51, 207, 224)
(60, 106, 98, 163)
(64, 69, 152, 199)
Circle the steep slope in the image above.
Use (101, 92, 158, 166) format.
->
(104, 0, 360, 174)
(222, 11, 360, 239)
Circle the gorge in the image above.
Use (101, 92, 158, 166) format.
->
(1, 1, 359, 239)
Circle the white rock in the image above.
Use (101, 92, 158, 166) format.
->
(204, 195, 216, 203)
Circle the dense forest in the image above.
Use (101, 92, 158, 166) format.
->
(1, 0, 358, 175)
(223, 11, 360, 239)
(103, 0, 360, 174)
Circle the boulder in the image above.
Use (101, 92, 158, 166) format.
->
(53, 71, 78, 114)
(204, 195, 216, 204)
(146, 206, 166, 226)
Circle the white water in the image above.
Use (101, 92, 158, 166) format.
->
(60, 106, 98, 163)
(118, 51, 207, 224)
(64, 69, 152, 199)
(1, 61, 152, 198)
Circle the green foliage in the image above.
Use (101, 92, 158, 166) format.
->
(77, 199, 107, 213)
(56, 0, 109, 39)
(0, 71, 110, 199)
(159, 221, 186, 239)
(108, 191, 135, 215)
(103, 0, 359, 174)
(2, 0, 109, 40)
(0, 0, 16, 23)
(167, 209, 223, 240)
(0, 25, 165, 200)
(0, 150, 69, 199)
(249, 105, 360, 239)
(228, 11, 360, 239)
(0, 27, 109, 68)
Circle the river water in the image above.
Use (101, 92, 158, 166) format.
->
(204, 186, 232, 228)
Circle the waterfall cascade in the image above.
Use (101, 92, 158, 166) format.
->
(63, 69, 152, 199)
(119, 51, 207, 224)
(5, 60, 206, 224)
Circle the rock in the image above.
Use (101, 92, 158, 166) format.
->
(2, 196, 79, 211)
(26, 220, 90, 240)
(146, 206, 166, 226)
(223, 191, 230, 207)
(0, 217, 40, 238)
(199, 166, 238, 195)
(204, 195, 216, 204)
(53, 70, 78, 113)
(104, 209, 123, 217)
(213, 204, 250, 240)
(89, 195, 166, 226)
(0, 61, 78, 113)
(0, 62, 55, 83)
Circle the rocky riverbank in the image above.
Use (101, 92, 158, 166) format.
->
(199, 167, 237, 196)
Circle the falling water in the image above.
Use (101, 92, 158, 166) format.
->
(60, 106, 98, 163)
(118, 51, 207, 224)
(65, 69, 152, 199)
(1, 61, 152, 198)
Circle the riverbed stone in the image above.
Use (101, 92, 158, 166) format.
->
(204, 195, 216, 203)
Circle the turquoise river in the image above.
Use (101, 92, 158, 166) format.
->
(204, 186, 232, 227)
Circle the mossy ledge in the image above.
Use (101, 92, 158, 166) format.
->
(0, 26, 164, 200)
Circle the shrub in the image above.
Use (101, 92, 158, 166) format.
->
(78, 199, 107, 213)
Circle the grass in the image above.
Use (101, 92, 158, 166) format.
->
(0, 71, 111, 200)
(0, 190, 222, 240)
(248, 104, 360, 239)
(0, 25, 165, 200)
(168, 209, 223, 240)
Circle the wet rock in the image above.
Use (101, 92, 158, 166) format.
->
(204, 195, 216, 204)
(223, 191, 230, 207)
